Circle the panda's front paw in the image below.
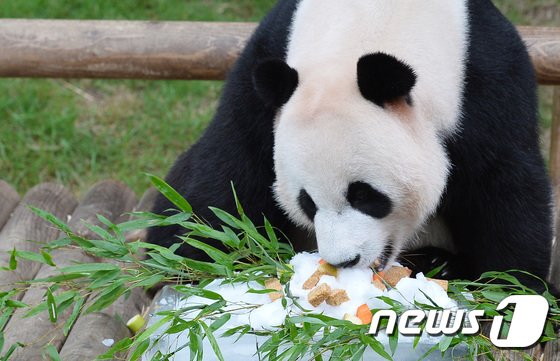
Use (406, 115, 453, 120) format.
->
(397, 247, 457, 279)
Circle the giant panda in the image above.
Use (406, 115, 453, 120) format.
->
(148, 0, 554, 292)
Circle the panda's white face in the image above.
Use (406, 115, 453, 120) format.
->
(272, 73, 450, 268)
(253, 0, 468, 269)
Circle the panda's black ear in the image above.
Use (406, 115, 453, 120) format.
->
(357, 53, 417, 107)
(253, 59, 299, 108)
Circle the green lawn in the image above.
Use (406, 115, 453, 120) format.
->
(0, 1, 557, 197)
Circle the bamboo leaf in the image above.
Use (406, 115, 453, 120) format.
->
(147, 173, 192, 213)
(59, 263, 120, 274)
(129, 339, 151, 361)
(438, 335, 453, 353)
(8, 248, 16, 271)
(184, 238, 232, 266)
(360, 334, 393, 361)
(46, 288, 57, 323)
(86, 281, 126, 313)
(182, 259, 229, 276)
(209, 313, 231, 332)
(29, 206, 73, 234)
(15, 250, 56, 267)
(63, 297, 84, 336)
(230, 182, 245, 216)
(189, 326, 202, 361)
(5, 300, 28, 308)
(41, 250, 56, 267)
(44, 344, 62, 361)
(201, 322, 225, 361)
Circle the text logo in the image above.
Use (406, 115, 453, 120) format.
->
(367, 295, 549, 347)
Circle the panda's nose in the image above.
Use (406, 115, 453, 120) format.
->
(333, 254, 361, 268)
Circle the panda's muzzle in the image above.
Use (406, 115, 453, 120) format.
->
(333, 254, 361, 268)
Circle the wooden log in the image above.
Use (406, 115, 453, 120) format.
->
(551, 87, 560, 208)
(0, 181, 20, 231)
(550, 87, 560, 289)
(481, 347, 543, 361)
(133, 187, 158, 215)
(67, 180, 137, 238)
(0, 20, 255, 81)
(544, 337, 560, 361)
(0, 20, 558, 84)
(477, 323, 544, 361)
(0, 183, 77, 293)
(1, 180, 137, 360)
(58, 183, 156, 361)
(520, 26, 560, 86)
(59, 289, 149, 361)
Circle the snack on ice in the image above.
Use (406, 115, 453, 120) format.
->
(372, 271, 385, 283)
(372, 278, 387, 291)
(308, 283, 332, 307)
(146, 252, 466, 361)
(382, 266, 413, 287)
(264, 278, 284, 301)
(303, 261, 339, 289)
(426, 277, 449, 291)
(356, 303, 373, 324)
(302, 270, 322, 290)
(174, 252, 454, 333)
(343, 313, 363, 325)
(326, 289, 350, 306)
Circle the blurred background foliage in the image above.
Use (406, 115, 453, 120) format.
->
(0, 0, 558, 196)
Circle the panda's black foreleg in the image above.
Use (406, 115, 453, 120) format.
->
(439, 156, 554, 295)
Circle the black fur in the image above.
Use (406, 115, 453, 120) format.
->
(347, 181, 392, 219)
(437, 0, 553, 292)
(357, 53, 417, 107)
(253, 59, 299, 107)
(147, 0, 553, 292)
(147, 0, 300, 258)
(333, 255, 361, 269)
(298, 189, 317, 222)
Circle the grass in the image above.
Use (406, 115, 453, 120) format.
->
(0, 0, 558, 197)
(0, 1, 276, 197)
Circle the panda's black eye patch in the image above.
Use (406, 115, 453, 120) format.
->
(298, 189, 317, 221)
(357, 52, 417, 108)
(347, 182, 392, 219)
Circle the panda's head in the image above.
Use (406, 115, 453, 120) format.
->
(253, 53, 450, 270)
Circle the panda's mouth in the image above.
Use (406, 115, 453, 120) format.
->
(372, 240, 394, 272)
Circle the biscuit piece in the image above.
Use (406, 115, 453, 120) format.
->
(343, 313, 363, 325)
(308, 283, 332, 307)
(426, 278, 449, 291)
(372, 278, 387, 291)
(383, 266, 412, 287)
(303, 270, 322, 290)
(326, 289, 350, 306)
(265, 278, 283, 301)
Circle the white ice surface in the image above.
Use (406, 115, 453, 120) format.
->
(143, 252, 466, 361)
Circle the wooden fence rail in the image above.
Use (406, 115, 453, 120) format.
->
(0, 20, 559, 83)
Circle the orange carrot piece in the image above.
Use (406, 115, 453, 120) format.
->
(319, 259, 327, 265)
(356, 304, 373, 325)
(372, 271, 385, 283)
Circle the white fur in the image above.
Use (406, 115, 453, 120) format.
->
(273, 0, 469, 267)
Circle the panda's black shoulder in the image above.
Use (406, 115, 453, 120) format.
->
(146, 0, 302, 254)
(449, 0, 538, 154)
